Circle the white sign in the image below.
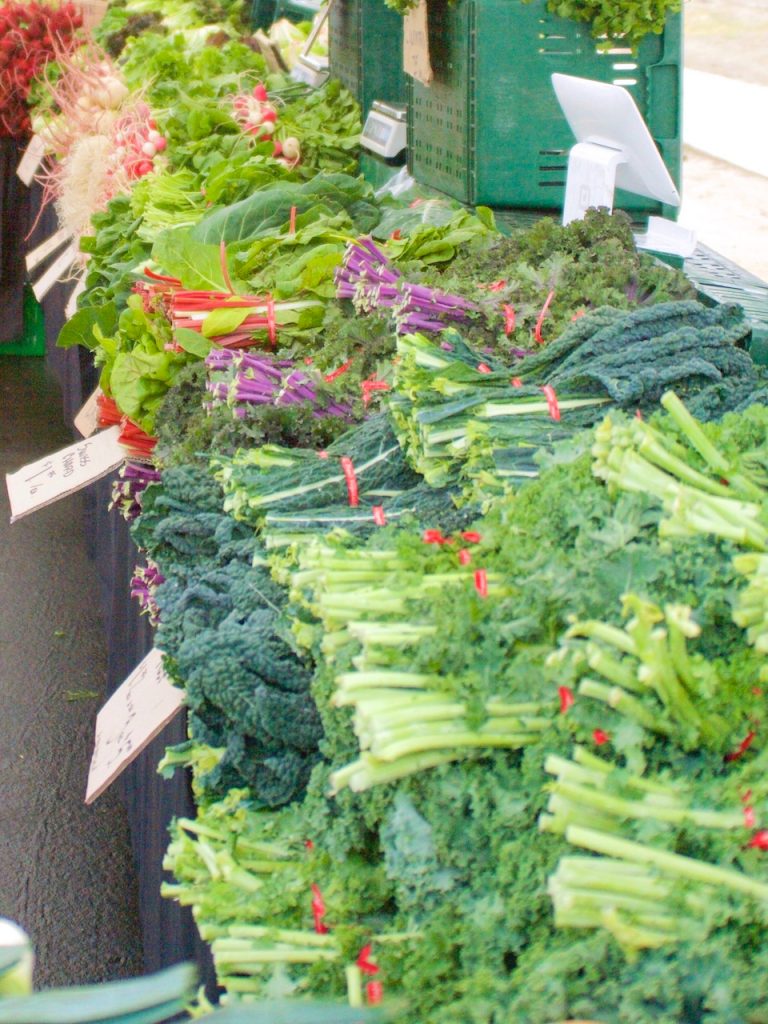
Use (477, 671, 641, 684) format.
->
(65, 275, 87, 320)
(86, 649, 184, 804)
(6, 425, 124, 523)
(74, 387, 103, 438)
(32, 242, 78, 302)
(26, 227, 73, 274)
(16, 135, 46, 185)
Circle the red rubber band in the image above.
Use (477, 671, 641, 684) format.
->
(725, 729, 757, 762)
(311, 883, 329, 934)
(558, 686, 575, 714)
(266, 295, 277, 347)
(534, 288, 555, 344)
(366, 980, 383, 1004)
(503, 303, 516, 335)
(541, 385, 560, 421)
(474, 568, 488, 598)
(372, 505, 387, 526)
(340, 456, 359, 507)
(323, 357, 354, 383)
(356, 945, 379, 975)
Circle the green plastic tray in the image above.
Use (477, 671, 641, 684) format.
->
(681, 244, 768, 364)
(0, 288, 45, 357)
(329, 0, 408, 115)
(407, 0, 681, 212)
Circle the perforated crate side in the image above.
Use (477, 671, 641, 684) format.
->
(329, 0, 363, 100)
(683, 244, 768, 363)
(408, 0, 681, 212)
(330, 0, 407, 114)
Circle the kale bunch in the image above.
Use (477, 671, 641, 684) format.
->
(132, 462, 323, 806)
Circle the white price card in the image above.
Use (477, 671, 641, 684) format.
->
(6, 424, 124, 523)
(65, 275, 87, 320)
(74, 387, 103, 439)
(86, 649, 184, 804)
(31, 242, 78, 302)
(16, 135, 46, 185)
(26, 227, 73, 274)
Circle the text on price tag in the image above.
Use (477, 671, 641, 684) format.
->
(86, 648, 184, 804)
(5, 425, 124, 523)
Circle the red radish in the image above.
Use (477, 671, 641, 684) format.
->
(252, 82, 268, 101)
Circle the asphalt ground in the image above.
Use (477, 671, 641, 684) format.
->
(0, 356, 144, 987)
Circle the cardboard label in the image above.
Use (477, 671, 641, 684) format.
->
(26, 227, 73, 274)
(78, 0, 108, 30)
(74, 387, 103, 438)
(86, 649, 184, 804)
(6, 425, 124, 523)
(403, 0, 433, 86)
(254, 31, 288, 73)
(16, 135, 46, 185)
(65, 275, 87, 320)
(32, 242, 78, 302)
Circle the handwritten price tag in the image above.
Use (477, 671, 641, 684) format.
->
(73, 387, 103, 439)
(86, 648, 184, 804)
(16, 135, 46, 185)
(5, 425, 124, 523)
(403, 0, 433, 86)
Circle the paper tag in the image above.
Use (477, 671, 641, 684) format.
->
(74, 387, 103, 438)
(403, 0, 433, 86)
(85, 649, 184, 804)
(26, 226, 73, 274)
(6, 425, 124, 523)
(78, 0, 108, 30)
(32, 242, 78, 302)
(65, 275, 87, 320)
(16, 135, 46, 185)
(254, 30, 288, 73)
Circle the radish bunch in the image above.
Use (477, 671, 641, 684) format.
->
(0, 1, 82, 138)
(231, 81, 301, 167)
(112, 101, 167, 179)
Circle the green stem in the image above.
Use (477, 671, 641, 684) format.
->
(566, 825, 768, 901)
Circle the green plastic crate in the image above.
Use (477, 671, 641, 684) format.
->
(680, 244, 768, 365)
(251, 0, 319, 31)
(329, 0, 408, 116)
(0, 288, 45, 357)
(407, 0, 681, 212)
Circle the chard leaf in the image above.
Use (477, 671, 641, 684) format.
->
(201, 306, 253, 338)
(56, 302, 117, 351)
(151, 229, 230, 291)
(174, 327, 213, 357)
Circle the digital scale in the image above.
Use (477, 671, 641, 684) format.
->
(290, 2, 331, 88)
(291, 53, 330, 88)
(361, 101, 408, 161)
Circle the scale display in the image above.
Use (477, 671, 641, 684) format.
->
(361, 104, 407, 159)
